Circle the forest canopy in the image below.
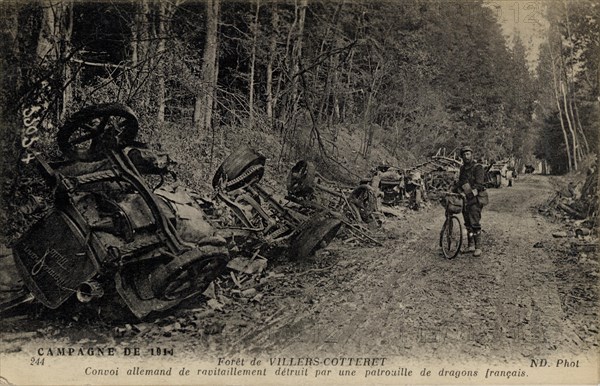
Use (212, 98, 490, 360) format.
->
(0, 0, 597, 193)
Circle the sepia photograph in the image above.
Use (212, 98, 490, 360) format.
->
(0, 0, 598, 385)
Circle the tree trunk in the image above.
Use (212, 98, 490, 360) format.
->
(288, 0, 308, 126)
(566, 96, 586, 160)
(135, 0, 151, 109)
(273, 3, 295, 134)
(561, 0, 590, 156)
(361, 90, 375, 158)
(0, 3, 24, 203)
(547, 42, 572, 172)
(317, 3, 343, 126)
(193, 0, 220, 132)
(1, 2, 44, 237)
(38, 0, 73, 120)
(313, 3, 340, 121)
(266, 4, 278, 125)
(280, 0, 307, 133)
(60, 0, 73, 121)
(556, 27, 579, 169)
(138, 1, 150, 66)
(36, 0, 56, 62)
(294, 0, 308, 105)
(572, 101, 590, 154)
(560, 80, 578, 170)
(131, 2, 140, 66)
(156, 1, 169, 123)
(361, 62, 381, 159)
(248, 0, 260, 129)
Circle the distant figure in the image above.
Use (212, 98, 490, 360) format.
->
(507, 168, 514, 187)
(370, 171, 384, 209)
(405, 171, 425, 210)
(453, 146, 488, 257)
(567, 181, 577, 199)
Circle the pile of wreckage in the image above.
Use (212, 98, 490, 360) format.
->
(354, 148, 463, 213)
(2, 103, 527, 321)
(263, 150, 463, 225)
(287, 147, 467, 221)
(0, 104, 380, 320)
(481, 159, 521, 189)
(538, 163, 598, 254)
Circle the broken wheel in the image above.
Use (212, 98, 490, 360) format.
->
(150, 237, 229, 301)
(212, 147, 266, 191)
(289, 217, 342, 260)
(58, 103, 139, 161)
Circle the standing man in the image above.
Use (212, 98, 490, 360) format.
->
(456, 146, 488, 256)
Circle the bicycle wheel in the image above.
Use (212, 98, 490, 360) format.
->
(440, 215, 462, 259)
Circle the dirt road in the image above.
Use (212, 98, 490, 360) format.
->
(1, 175, 598, 365)
(205, 174, 597, 362)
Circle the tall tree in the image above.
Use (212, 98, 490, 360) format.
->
(156, 1, 171, 123)
(36, 0, 73, 120)
(536, 0, 598, 172)
(193, 0, 220, 132)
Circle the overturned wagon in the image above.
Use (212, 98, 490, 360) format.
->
(360, 165, 405, 208)
(6, 104, 230, 319)
(209, 148, 343, 260)
(287, 160, 384, 224)
(484, 161, 509, 188)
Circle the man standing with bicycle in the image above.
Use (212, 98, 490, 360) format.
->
(455, 146, 488, 256)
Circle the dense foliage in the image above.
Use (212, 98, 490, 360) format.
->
(534, 0, 598, 173)
(1, 0, 597, 242)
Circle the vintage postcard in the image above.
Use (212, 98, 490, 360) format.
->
(1, 0, 598, 385)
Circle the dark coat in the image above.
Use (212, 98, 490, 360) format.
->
(457, 161, 485, 205)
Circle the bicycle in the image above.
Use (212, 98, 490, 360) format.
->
(439, 192, 464, 259)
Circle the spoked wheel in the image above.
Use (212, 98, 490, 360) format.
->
(58, 103, 139, 161)
(158, 258, 224, 301)
(439, 215, 462, 259)
(287, 160, 316, 197)
(212, 147, 266, 192)
(151, 239, 229, 301)
(290, 217, 343, 260)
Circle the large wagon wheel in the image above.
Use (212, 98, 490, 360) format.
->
(289, 217, 342, 260)
(150, 237, 229, 301)
(58, 103, 139, 161)
(212, 147, 266, 192)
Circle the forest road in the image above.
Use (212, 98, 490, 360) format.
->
(221, 174, 597, 363)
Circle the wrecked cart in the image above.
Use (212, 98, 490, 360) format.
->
(4, 104, 230, 319)
(209, 147, 344, 260)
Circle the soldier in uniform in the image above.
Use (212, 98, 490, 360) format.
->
(455, 146, 488, 256)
